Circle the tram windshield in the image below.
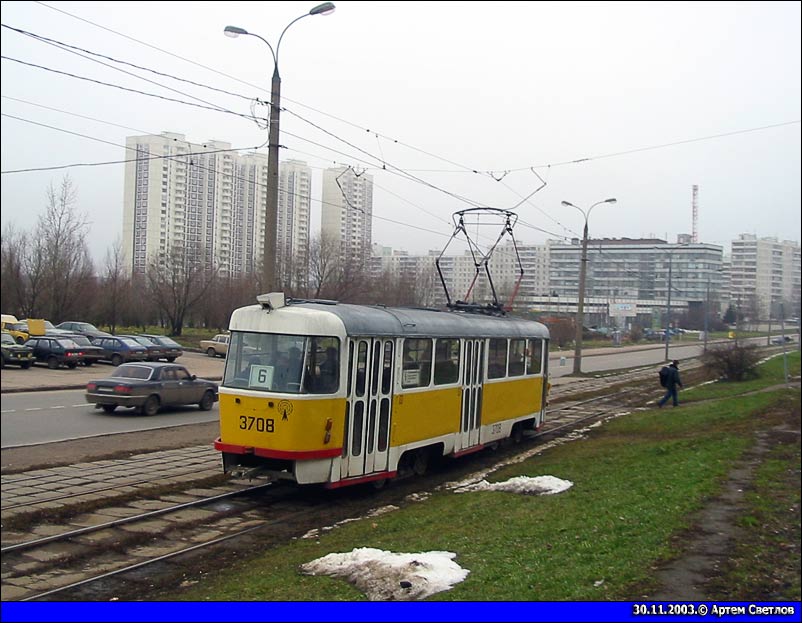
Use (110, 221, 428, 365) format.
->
(223, 332, 340, 394)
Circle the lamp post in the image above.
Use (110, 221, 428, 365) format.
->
(665, 251, 673, 361)
(225, 2, 335, 294)
(704, 271, 711, 353)
(561, 198, 617, 374)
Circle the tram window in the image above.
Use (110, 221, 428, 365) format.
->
(378, 398, 389, 452)
(352, 402, 364, 456)
(371, 341, 381, 395)
(488, 338, 508, 379)
(508, 339, 526, 376)
(356, 342, 368, 397)
(526, 338, 543, 375)
(402, 338, 432, 388)
(434, 338, 460, 385)
(381, 341, 393, 394)
(305, 337, 340, 394)
(347, 342, 354, 396)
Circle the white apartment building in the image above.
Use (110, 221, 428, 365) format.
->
(122, 133, 311, 283)
(321, 167, 374, 266)
(369, 242, 550, 310)
(277, 160, 312, 290)
(730, 234, 801, 320)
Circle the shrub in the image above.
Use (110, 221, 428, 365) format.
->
(701, 343, 761, 381)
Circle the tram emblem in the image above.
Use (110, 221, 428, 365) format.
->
(278, 400, 293, 420)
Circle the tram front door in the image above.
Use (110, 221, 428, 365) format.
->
(341, 338, 395, 479)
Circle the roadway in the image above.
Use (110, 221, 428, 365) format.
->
(1, 335, 796, 449)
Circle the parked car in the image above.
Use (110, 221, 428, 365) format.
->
(59, 333, 104, 366)
(85, 362, 218, 415)
(1, 321, 30, 344)
(21, 319, 72, 337)
(55, 321, 111, 340)
(116, 334, 167, 362)
(90, 336, 149, 366)
(24, 335, 85, 369)
(200, 334, 229, 358)
(1, 332, 34, 369)
(138, 334, 183, 362)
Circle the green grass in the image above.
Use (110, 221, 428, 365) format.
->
(98, 324, 219, 349)
(683, 351, 800, 402)
(168, 369, 800, 601)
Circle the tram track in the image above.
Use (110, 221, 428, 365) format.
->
(0, 352, 739, 602)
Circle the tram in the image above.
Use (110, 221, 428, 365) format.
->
(214, 293, 550, 488)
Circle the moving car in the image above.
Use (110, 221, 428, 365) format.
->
(770, 335, 792, 345)
(138, 334, 183, 361)
(85, 362, 218, 415)
(1, 332, 34, 369)
(200, 334, 229, 358)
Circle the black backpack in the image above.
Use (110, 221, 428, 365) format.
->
(659, 366, 670, 388)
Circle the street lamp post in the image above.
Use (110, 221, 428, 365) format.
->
(665, 251, 673, 361)
(704, 271, 710, 353)
(225, 2, 335, 294)
(561, 198, 617, 374)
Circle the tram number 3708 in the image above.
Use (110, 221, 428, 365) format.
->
(238, 416, 275, 433)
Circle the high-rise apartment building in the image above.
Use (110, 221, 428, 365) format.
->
(548, 238, 724, 304)
(122, 133, 311, 283)
(321, 166, 374, 266)
(730, 234, 801, 319)
(277, 160, 312, 290)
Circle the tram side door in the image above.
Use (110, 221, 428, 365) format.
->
(342, 338, 395, 479)
(457, 338, 484, 451)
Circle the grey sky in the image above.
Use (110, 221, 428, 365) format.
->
(1, 0, 800, 264)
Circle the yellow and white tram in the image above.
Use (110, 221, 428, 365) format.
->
(214, 293, 550, 488)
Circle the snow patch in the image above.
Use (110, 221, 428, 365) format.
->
(454, 475, 573, 495)
(300, 547, 469, 601)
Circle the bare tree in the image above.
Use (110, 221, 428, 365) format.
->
(308, 235, 339, 299)
(1, 224, 28, 317)
(146, 245, 218, 335)
(34, 176, 95, 321)
(100, 238, 129, 334)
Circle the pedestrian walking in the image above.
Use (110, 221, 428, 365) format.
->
(658, 359, 683, 408)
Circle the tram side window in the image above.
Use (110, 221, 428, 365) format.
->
(304, 337, 340, 394)
(434, 338, 460, 385)
(508, 339, 526, 377)
(526, 338, 543, 375)
(488, 338, 508, 379)
(402, 338, 432, 388)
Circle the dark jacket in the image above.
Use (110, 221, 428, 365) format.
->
(665, 364, 682, 389)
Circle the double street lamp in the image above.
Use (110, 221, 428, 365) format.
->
(561, 198, 617, 374)
(225, 2, 335, 294)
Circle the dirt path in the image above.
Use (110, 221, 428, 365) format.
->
(648, 412, 800, 600)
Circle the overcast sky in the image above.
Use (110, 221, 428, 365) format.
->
(1, 0, 800, 264)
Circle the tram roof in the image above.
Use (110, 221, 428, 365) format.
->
(283, 301, 549, 339)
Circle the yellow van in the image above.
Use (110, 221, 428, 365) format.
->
(25, 319, 47, 336)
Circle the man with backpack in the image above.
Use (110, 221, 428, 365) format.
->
(658, 360, 683, 408)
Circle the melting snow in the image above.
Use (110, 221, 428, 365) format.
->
(300, 547, 469, 601)
(453, 475, 573, 495)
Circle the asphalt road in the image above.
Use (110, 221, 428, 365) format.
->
(2, 335, 796, 449)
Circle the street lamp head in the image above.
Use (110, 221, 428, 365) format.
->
(224, 25, 249, 38)
(604, 198, 617, 204)
(310, 2, 336, 15)
(561, 200, 576, 208)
